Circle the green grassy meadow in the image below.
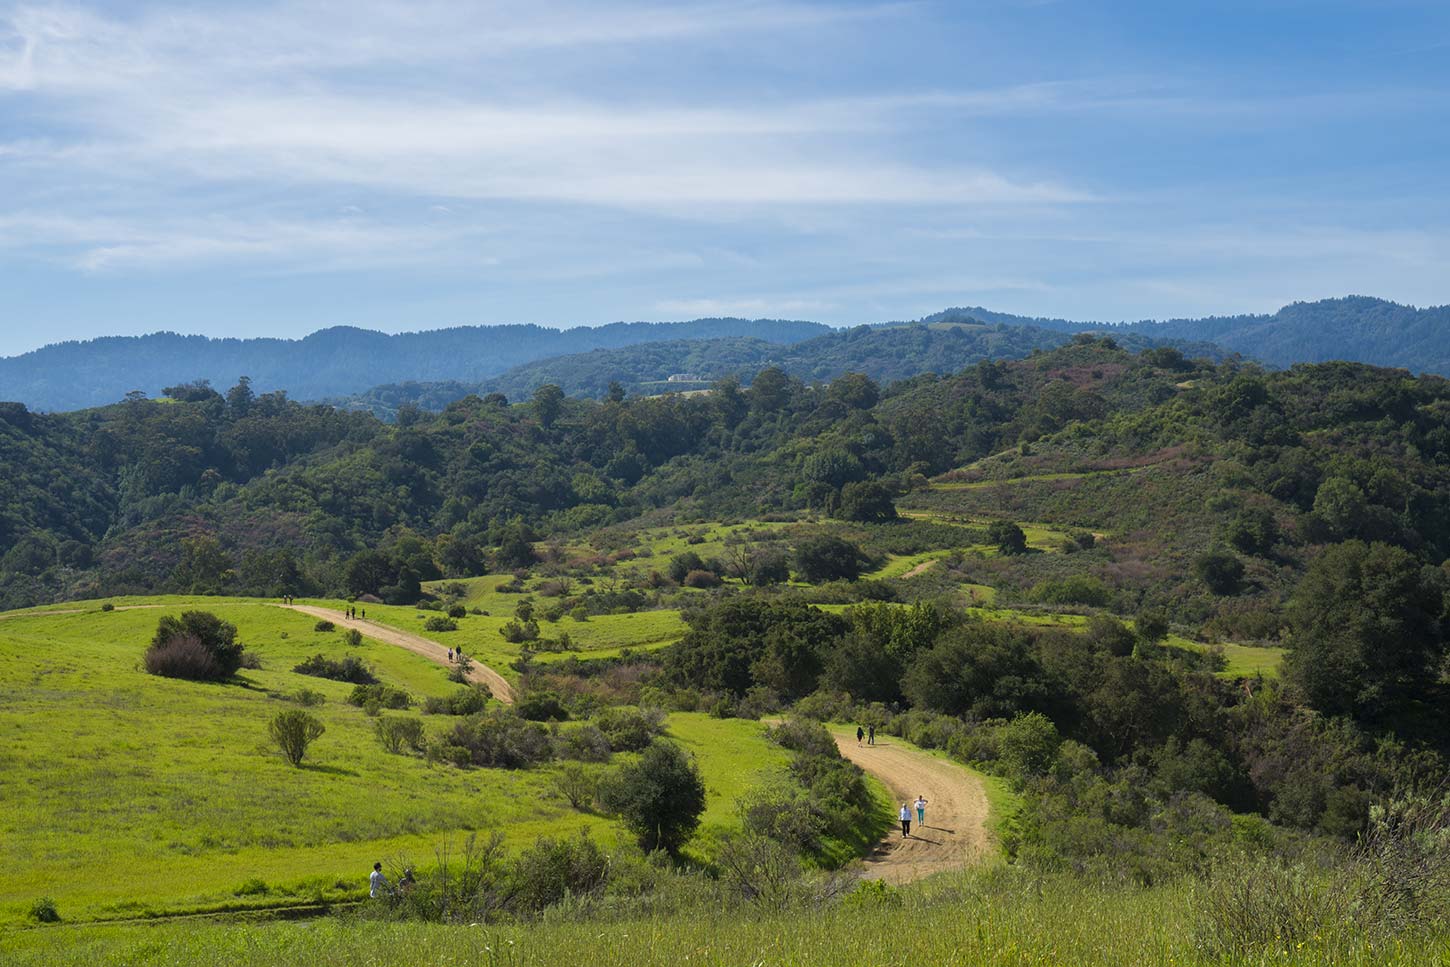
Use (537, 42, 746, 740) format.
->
(0, 602, 786, 926)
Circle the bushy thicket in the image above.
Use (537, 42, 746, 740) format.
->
(143, 611, 246, 681)
(293, 654, 377, 685)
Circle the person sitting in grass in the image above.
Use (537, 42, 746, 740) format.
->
(369, 862, 390, 898)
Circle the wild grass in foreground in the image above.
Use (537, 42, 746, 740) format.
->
(5, 864, 1445, 967)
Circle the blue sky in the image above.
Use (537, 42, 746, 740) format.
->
(1, 0, 1447, 356)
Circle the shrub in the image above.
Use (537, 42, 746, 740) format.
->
(555, 724, 612, 762)
(447, 604, 468, 619)
(422, 686, 490, 716)
(996, 712, 1062, 784)
(424, 616, 458, 633)
(597, 739, 706, 855)
(793, 536, 865, 583)
(144, 634, 225, 681)
(293, 654, 378, 685)
(500, 619, 540, 642)
(1135, 608, 1170, 643)
(269, 709, 325, 767)
(442, 709, 554, 768)
(668, 551, 706, 583)
(144, 611, 245, 681)
(100, 602, 114, 613)
(987, 520, 1028, 555)
(516, 690, 570, 722)
(766, 718, 838, 759)
(510, 833, 608, 914)
(682, 569, 722, 589)
(1195, 548, 1245, 595)
(554, 762, 599, 810)
(342, 628, 363, 647)
(314, 620, 335, 632)
(1086, 614, 1135, 656)
(375, 716, 426, 754)
(1031, 575, 1111, 607)
(1192, 856, 1348, 957)
(28, 896, 59, 923)
(348, 683, 411, 709)
(289, 687, 326, 707)
(593, 705, 666, 752)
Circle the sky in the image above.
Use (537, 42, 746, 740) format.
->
(1, 0, 1448, 356)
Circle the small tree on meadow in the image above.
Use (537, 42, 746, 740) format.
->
(269, 709, 325, 767)
(599, 739, 707, 855)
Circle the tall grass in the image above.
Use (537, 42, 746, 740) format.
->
(5, 865, 1444, 966)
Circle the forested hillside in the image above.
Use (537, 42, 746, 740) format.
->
(929, 296, 1450, 374)
(331, 322, 1227, 416)
(0, 318, 829, 412)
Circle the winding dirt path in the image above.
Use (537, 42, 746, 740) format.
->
(274, 604, 514, 704)
(835, 729, 992, 883)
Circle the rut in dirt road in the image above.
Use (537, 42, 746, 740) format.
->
(835, 731, 993, 883)
(275, 604, 514, 703)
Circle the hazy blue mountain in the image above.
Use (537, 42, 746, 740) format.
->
(923, 296, 1450, 374)
(0, 318, 830, 412)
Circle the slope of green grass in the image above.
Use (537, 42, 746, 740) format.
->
(0, 603, 787, 926)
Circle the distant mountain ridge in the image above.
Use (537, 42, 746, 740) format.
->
(923, 296, 1450, 373)
(0, 318, 830, 412)
(329, 322, 1227, 418)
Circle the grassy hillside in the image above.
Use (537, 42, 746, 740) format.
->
(0, 601, 791, 926)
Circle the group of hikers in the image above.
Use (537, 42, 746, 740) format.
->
(369, 861, 414, 899)
(854, 726, 932, 838)
(345, 606, 366, 619)
(281, 595, 297, 605)
(899, 796, 929, 837)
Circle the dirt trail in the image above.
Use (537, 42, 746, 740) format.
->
(835, 731, 992, 883)
(275, 604, 514, 704)
(900, 559, 940, 579)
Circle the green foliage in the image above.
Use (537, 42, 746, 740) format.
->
(421, 686, 490, 716)
(291, 654, 377, 685)
(439, 709, 553, 768)
(145, 611, 245, 681)
(374, 716, 426, 755)
(599, 739, 707, 855)
(1283, 540, 1446, 717)
(267, 709, 324, 767)
(793, 536, 865, 583)
(835, 480, 898, 523)
(1194, 548, 1244, 595)
(986, 520, 1028, 555)
(665, 598, 847, 699)
(347, 683, 411, 710)
(592, 705, 666, 752)
(27, 896, 59, 923)
(516, 690, 570, 722)
(422, 616, 457, 633)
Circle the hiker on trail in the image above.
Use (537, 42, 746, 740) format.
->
(915, 795, 928, 828)
(448, 648, 454, 661)
(856, 726, 864, 745)
(868, 725, 875, 746)
(899, 803, 911, 838)
(361, 609, 366, 619)
(369, 862, 390, 898)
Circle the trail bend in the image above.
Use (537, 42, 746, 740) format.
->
(835, 730, 992, 883)
(274, 604, 514, 703)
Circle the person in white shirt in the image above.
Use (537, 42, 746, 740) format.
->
(369, 862, 390, 898)
(899, 802, 911, 837)
(915, 795, 928, 829)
